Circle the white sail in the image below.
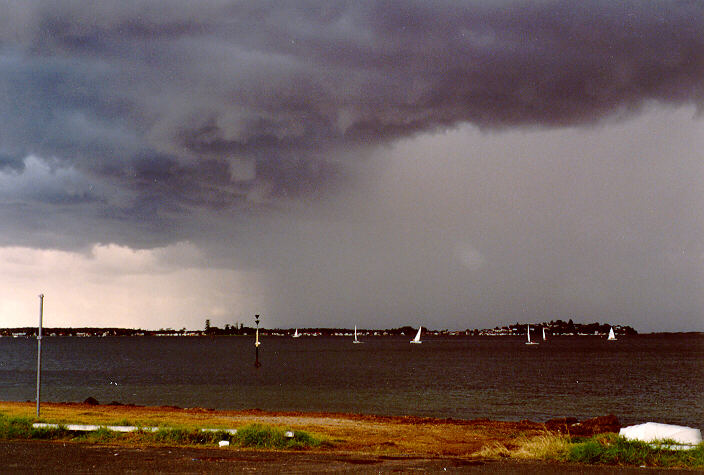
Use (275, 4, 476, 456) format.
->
(353, 325, 363, 344)
(542, 327, 546, 341)
(410, 326, 422, 344)
(292, 329, 301, 338)
(608, 327, 616, 340)
(526, 324, 539, 345)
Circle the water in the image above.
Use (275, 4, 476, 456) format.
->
(1, 334, 702, 427)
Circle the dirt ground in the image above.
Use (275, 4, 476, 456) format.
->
(210, 408, 549, 456)
(0, 440, 692, 474)
(0, 402, 673, 473)
(0, 401, 615, 457)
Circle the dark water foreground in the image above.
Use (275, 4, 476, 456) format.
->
(1, 334, 701, 427)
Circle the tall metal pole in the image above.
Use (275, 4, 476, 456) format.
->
(36, 294, 44, 417)
(254, 314, 261, 368)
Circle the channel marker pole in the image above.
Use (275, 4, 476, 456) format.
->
(254, 314, 261, 368)
(36, 294, 44, 417)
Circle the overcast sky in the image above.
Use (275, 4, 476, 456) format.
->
(0, 1, 702, 332)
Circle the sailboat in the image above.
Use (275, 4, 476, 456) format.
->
(410, 326, 422, 344)
(353, 325, 363, 344)
(292, 329, 301, 338)
(607, 327, 617, 341)
(542, 327, 547, 341)
(526, 324, 539, 345)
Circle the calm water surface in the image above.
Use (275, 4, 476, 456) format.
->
(1, 334, 702, 426)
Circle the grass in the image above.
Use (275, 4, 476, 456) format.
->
(0, 415, 69, 440)
(478, 432, 704, 469)
(0, 413, 327, 450)
(476, 434, 570, 460)
(0, 401, 223, 429)
(512, 434, 570, 460)
(2, 402, 702, 468)
(148, 424, 326, 449)
(235, 423, 324, 449)
(566, 433, 704, 469)
(476, 441, 511, 458)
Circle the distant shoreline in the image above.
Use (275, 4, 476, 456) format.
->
(0, 320, 646, 338)
(5, 331, 704, 338)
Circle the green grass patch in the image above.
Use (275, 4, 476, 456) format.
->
(0, 414, 327, 450)
(0, 415, 69, 440)
(72, 426, 124, 443)
(142, 424, 326, 449)
(152, 427, 229, 445)
(478, 431, 704, 470)
(233, 423, 325, 450)
(566, 433, 704, 469)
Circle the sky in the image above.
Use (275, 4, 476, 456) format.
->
(0, 1, 702, 332)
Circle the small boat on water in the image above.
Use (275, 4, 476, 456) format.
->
(526, 325, 539, 345)
(292, 329, 301, 338)
(353, 325, 363, 344)
(410, 326, 422, 344)
(607, 327, 617, 341)
(542, 327, 547, 341)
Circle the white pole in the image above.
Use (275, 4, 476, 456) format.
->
(36, 294, 43, 417)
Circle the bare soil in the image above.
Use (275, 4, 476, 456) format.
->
(2, 402, 665, 473)
(3, 401, 562, 456)
(0, 440, 687, 473)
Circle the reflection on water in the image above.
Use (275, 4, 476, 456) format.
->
(1, 334, 702, 426)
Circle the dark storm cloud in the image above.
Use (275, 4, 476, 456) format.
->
(0, 0, 703, 248)
(0, 152, 24, 172)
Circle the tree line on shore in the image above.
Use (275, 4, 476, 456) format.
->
(481, 319, 638, 336)
(0, 319, 637, 337)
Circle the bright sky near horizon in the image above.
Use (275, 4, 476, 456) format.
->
(0, 2, 702, 332)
